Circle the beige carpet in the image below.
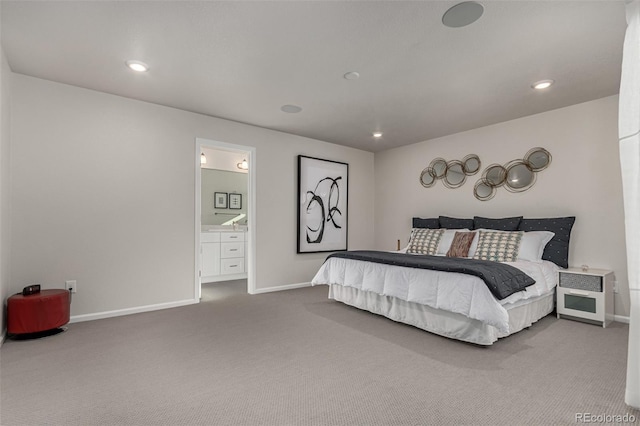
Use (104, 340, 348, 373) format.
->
(1, 281, 638, 426)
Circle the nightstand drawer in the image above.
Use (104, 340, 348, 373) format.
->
(557, 287, 604, 322)
(559, 272, 602, 292)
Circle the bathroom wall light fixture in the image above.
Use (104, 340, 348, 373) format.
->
(237, 159, 249, 170)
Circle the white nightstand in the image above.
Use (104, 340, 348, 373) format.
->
(556, 268, 614, 327)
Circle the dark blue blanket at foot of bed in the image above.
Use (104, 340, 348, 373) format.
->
(326, 250, 535, 300)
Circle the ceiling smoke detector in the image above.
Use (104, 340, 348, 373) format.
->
(344, 71, 360, 80)
(281, 104, 302, 113)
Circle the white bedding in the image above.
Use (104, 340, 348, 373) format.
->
(311, 255, 559, 334)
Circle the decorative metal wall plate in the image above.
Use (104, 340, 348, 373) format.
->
(482, 164, 507, 188)
(462, 154, 481, 175)
(420, 167, 437, 188)
(473, 147, 551, 201)
(420, 155, 481, 188)
(524, 147, 552, 172)
(473, 179, 496, 201)
(504, 160, 536, 193)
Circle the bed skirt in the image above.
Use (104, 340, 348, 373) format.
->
(328, 284, 554, 345)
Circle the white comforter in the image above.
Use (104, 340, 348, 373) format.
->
(311, 255, 559, 334)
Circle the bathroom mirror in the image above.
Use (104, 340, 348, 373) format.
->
(444, 161, 466, 188)
(483, 164, 507, 187)
(504, 160, 536, 192)
(201, 169, 248, 226)
(420, 167, 436, 188)
(474, 179, 495, 201)
(525, 147, 552, 172)
(462, 154, 481, 175)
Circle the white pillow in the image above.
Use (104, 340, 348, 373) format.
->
(436, 229, 470, 255)
(467, 231, 480, 258)
(518, 231, 555, 262)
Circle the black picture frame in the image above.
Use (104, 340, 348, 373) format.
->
(229, 193, 242, 210)
(214, 192, 228, 209)
(297, 155, 348, 253)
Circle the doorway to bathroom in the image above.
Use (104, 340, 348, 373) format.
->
(195, 138, 256, 299)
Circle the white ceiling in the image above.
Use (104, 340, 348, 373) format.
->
(0, 1, 627, 152)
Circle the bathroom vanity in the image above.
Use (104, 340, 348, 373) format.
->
(201, 229, 247, 283)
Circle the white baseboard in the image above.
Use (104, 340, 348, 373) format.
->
(202, 273, 247, 283)
(615, 314, 630, 324)
(69, 298, 199, 324)
(250, 282, 311, 294)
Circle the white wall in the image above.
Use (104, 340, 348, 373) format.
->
(1, 42, 12, 338)
(11, 74, 375, 317)
(375, 96, 630, 317)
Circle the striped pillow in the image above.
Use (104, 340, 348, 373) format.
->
(407, 228, 445, 255)
(472, 230, 523, 262)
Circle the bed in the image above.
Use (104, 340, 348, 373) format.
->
(311, 215, 576, 345)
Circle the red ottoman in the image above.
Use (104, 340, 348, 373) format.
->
(7, 289, 71, 335)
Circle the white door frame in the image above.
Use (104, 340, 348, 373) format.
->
(195, 137, 256, 298)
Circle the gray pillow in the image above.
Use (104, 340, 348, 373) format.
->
(412, 217, 440, 229)
(518, 217, 575, 268)
(439, 216, 474, 229)
(473, 216, 523, 231)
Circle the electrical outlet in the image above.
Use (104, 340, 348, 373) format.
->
(65, 280, 77, 293)
(614, 280, 619, 294)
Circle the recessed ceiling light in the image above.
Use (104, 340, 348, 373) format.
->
(281, 105, 302, 113)
(344, 71, 360, 80)
(442, 2, 484, 28)
(126, 60, 149, 72)
(373, 132, 383, 138)
(532, 79, 555, 90)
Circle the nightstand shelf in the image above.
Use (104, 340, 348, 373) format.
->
(556, 268, 614, 328)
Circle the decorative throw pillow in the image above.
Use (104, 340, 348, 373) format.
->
(407, 228, 445, 255)
(473, 230, 523, 262)
(439, 216, 474, 229)
(473, 216, 523, 231)
(446, 232, 476, 258)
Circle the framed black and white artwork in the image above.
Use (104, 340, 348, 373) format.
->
(229, 193, 242, 210)
(214, 192, 228, 209)
(297, 155, 348, 253)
